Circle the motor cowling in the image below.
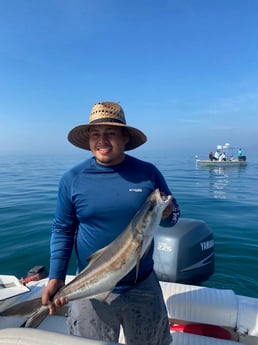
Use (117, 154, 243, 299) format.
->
(153, 218, 214, 284)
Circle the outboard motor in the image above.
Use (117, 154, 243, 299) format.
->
(153, 218, 214, 284)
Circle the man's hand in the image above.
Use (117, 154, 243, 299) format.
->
(42, 278, 67, 315)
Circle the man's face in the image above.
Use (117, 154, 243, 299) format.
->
(89, 125, 129, 166)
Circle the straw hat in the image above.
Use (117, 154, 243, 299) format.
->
(68, 101, 147, 151)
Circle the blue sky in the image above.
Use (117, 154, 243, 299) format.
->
(0, 0, 257, 157)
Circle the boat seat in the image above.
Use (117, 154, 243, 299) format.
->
(237, 295, 258, 337)
(161, 281, 258, 341)
(0, 328, 122, 345)
(171, 332, 244, 345)
(160, 282, 238, 328)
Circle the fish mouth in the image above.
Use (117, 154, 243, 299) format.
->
(155, 189, 172, 206)
(161, 194, 172, 202)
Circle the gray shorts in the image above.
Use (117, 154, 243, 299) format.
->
(67, 271, 172, 345)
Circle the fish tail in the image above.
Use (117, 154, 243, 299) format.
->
(0, 298, 42, 316)
(25, 305, 49, 328)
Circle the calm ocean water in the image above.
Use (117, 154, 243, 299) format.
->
(1, 151, 258, 298)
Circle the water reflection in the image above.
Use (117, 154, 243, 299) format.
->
(196, 165, 247, 200)
(208, 167, 228, 199)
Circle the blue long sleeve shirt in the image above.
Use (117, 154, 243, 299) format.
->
(49, 154, 180, 291)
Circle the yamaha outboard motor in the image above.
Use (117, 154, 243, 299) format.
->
(153, 218, 214, 284)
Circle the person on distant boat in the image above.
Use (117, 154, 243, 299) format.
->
(238, 148, 243, 158)
(219, 152, 226, 161)
(209, 151, 214, 161)
(214, 150, 220, 160)
(41, 101, 180, 345)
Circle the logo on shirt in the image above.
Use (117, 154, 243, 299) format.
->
(129, 188, 142, 192)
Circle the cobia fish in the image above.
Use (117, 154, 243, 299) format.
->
(1, 189, 172, 328)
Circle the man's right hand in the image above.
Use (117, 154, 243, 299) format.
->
(41, 278, 66, 315)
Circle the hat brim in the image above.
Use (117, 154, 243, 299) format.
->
(68, 122, 147, 151)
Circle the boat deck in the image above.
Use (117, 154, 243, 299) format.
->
(1, 278, 258, 344)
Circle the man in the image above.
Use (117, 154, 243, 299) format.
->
(219, 152, 226, 161)
(214, 150, 220, 160)
(42, 101, 180, 345)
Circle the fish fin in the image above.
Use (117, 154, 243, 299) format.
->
(0, 298, 42, 317)
(134, 239, 143, 283)
(90, 290, 112, 303)
(134, 238, 152, 283)
(25, 305, 49, 328)
(142, 241, 152, 259)
(86, 246, 108, 268)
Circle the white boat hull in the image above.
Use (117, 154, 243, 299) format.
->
(1, 276, 258, 345)
(196, 159, 247, 167)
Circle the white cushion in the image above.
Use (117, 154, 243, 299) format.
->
(160, 282, 238, 328)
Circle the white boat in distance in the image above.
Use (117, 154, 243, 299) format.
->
(196, 143, 247, 167)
